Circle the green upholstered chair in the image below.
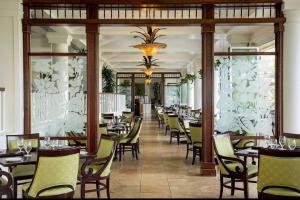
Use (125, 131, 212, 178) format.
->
(102, 113, 114, 124)
(118, 117, 143, 161)
(22, 148, 80, 198)
(0, 170, 13, 198)
(163, 112, 171, 135)
(257, 148, 300, 199)
(189, 122, 202, 165)
(6, 133, 40, 198)
(213, 134, 258, 199)
(168, 114, 186, 145)
(65, 132, 87, 148)
(231, 131, 256, 149)
(78, 134, 118, 199)
(99, 123, 119, 137)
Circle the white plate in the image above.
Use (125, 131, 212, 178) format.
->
(5, 157, 23, 162)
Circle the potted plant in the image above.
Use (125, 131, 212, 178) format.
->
(102, 64, 116, 93)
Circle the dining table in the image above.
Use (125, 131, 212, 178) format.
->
(0, 147, 95, 168)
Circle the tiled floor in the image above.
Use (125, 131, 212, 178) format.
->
(19, 117, 258, 198)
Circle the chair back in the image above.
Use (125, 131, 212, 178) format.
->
(102, 113, 114, 124)
(257, 149, 300, 196)
(6, 133, 40, 151)
(99, 123, 108, 135)
(125, 117, 141, 139)
(189, 122, 202, 146)
(213, 134, 235, 158)
(0, 170, 13, 198)
(129, 117, 143, 143)
(122, 111, 133, 123)
(25, 148, 80, 198)
(95, 134, 118, 177)
(168, 115, 184, 132)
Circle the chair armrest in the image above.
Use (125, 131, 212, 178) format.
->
(217, 154, 247, 174)
(80, 157, 109, 177)
(0, 170, 13, 188)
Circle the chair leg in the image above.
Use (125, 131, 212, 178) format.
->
(243, 177, 249, 199)
(123, 145, 125, 155)
(177, 133, 180, 145)
(185, 143, 189, 159)
(231, 178, 235, 195)
(165, 126, 168, 135)
(13, 179, 17, 198)
(219, 175, 223, 199)
(135, 144, 138, 160)
(169, 132, 172, 144)
(119, 144, 122, 161)
(192, 147, 196, 165)
(96, 180, 100, 198)
(137, 140, 140, 154)
(81, 181, 86, 199)
(131, 144, 135, 158)
(106, 177, 111, 199)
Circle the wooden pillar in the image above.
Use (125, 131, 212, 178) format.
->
(23, 5, 31, 135)
(161, 74, 165, 106)
(275, 4, 284, 138)
(201, 4, 216, 176)
(131, 74, 135, 112)
(86, 5, 99, 153)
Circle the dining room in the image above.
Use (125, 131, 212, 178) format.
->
(0, 0, 300, 199)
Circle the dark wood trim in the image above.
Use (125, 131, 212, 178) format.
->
(230, 135, 276, 140)
(161, 74, 165, 106)
(214, 52, 277, 56)
(0, 88, 5, 92)
(131, 74, 135, 112)
(26, 17, 285, 26)
(282, 133, 300, 139)
(201, 4, 216, 176)
(29, 52, 87, 56)
(275, 4, 284, 139)
(86, 5, 99, 153)
(23, 5, 31, 135)
(24, 0, 282, 5)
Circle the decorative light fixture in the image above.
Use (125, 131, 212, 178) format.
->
(144, 75, 152, 84)
(132, 26, 167, 57)
(138, 56, 159, 76)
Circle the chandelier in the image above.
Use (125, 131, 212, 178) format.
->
(132, 26, 167, 57)
(138, 56, 159, 76)
(144, 75, 152, 84)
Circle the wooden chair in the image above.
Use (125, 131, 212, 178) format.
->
(257, 148, 300, 199)
(78, 134, 118, 199)
(0, 170, 13, 198)
(168, 114, 186, 145)
(189, 122, 202, 165)
(22, 148, 80, 198)
(6, 133, 40, 198)
(213, 134, 258, 199)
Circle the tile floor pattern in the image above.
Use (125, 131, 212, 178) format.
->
(18, 117, 258, 198)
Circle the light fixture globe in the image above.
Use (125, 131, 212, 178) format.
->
(145, 78, 152, 84)
(133, 43, 167, 57)
(144, 68, 153, 76)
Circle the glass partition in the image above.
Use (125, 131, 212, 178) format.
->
(165, 78, 181, 107)
(31, 56, 87, 136)
(214, 55, 275, 136)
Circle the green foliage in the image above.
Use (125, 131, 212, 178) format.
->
(135, 84, 145, 96)
(152, 82, 160, 103)
(119, 80, 131, 87)
(180, 73, 197, 84)
(102, 64, 115, 93)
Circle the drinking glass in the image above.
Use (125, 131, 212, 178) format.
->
(44, 136, 50, 148)
(270, 139, 277, 149)
(288, 139, 297, 150)
(16, 138, 24, 153)
(264, 135, 271, 148)
(51, 140, 58, 149)
(279, 136, 286, 149)
(24, 141, 32, 157)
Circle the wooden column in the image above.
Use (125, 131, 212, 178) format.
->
(161, 74, 165, 106)
(275, 4, 284, 138)
(131, 74, 135, 112)
(86, 5, 99, 153)
(201, 4, 216, 176)
(23, 5, 31, 135)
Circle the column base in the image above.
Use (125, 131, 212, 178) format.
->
(200, 162, 216, 176)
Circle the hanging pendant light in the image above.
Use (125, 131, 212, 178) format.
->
(145, 75, 152, 84)
(132, 26, 167, 57)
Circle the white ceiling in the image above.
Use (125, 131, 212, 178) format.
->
(31, 24, 274, 73)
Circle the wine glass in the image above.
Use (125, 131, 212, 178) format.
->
(279, 136, 286, 149)
(264, 135, 271, 148)
(24, 141, 32, 157)
(51, 140, 58, 149)
(16, 138, 24, 153)
(288, 139, 297, 150)
(44, 136, 50, 148)
(270, 139, 277, 149)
